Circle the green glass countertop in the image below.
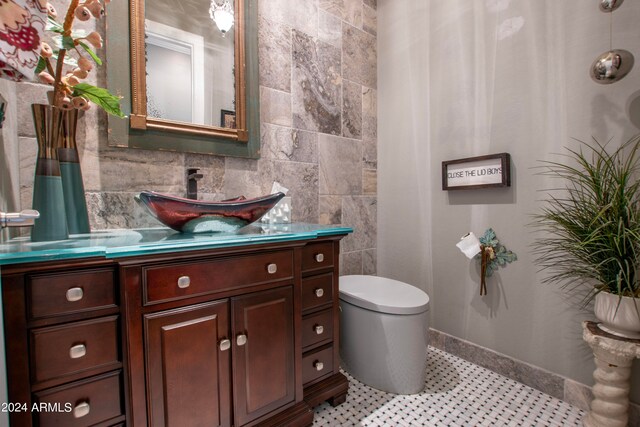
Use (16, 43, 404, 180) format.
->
(0, 223, 353, 265)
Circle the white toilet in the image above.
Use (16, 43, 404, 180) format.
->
(339, 275, 430, 394)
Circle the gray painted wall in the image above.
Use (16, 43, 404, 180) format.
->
(378, 0, 640, 402)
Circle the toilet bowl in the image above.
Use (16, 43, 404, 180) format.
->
(339, 275, 430, 394)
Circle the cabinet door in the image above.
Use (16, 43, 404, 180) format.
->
(144, 300, 231, 427)
(232, 287, 295, 426)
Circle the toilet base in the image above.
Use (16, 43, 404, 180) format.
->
(339, 300, 429, 395)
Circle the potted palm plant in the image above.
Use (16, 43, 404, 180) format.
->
(533, 136, 640, 338)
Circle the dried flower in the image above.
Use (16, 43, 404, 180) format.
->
(72, 96, 88, 109)
(38, 71, 55, 85)
(77, 57, 93, 72)
(74, 6, 91, 21)
(87, 2, 105, 18)
(63, 74, 81, 87)
(85, 32, 102, 49)
(46, 3, 57, 18)
(60, 96, 73, 110)
(72, 67, 88, 79)
(40, 42, 53, 58)
(36, 1, 124, 116)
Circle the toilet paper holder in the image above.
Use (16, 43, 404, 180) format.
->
(456, 228, 517, 296)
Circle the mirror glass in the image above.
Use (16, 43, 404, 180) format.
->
(145, 0, 236, 129)
(127, 0, 251, 145)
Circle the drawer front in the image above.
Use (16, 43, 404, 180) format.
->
(302, 273, 333, 310)
(302, 242, 334, 272)
(31, 316, 119, 384)
(34, 371, 123, 427)
(302, 346, 334, 385)
(143, 250, 293, 305)
(302, 309, 333, 349)
(28, 269, 116, 319)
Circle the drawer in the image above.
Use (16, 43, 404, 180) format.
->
(143, 250, 293, 305)
(302, 346, 334, 385)
(28, 269, 116, 319)
(302, 242, 334, 272)
(30, 316, 119, 384)
(302, 273, 333, 310)
(302, 308, 333, 349)
(33, 371, 124, 427)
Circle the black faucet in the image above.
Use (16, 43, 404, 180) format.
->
(186, 168, 203, 200)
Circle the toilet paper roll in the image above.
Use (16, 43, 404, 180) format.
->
(456, 232, 482, 259)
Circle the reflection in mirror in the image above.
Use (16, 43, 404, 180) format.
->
(145, 0, 235, 128)
(129, 0, 247, 140)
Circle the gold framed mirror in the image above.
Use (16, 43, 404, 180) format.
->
(107, 0, 260, 158)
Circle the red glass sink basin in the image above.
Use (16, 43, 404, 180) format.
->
(135, 191, 285, 233)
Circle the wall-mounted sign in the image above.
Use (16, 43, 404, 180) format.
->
(442, 153, 511, 190)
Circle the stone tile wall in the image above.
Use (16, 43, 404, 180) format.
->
(12, 0, 378, 274)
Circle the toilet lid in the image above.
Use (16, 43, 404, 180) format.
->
(339, 275, 430, 315)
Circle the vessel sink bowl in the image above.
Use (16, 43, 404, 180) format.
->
(135, 191, 285, 233)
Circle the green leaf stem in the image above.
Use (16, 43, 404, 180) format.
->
(72, 83, 125, 118)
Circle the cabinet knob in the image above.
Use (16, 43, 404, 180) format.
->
(177, 276, 191, 289)
(66, 287, 84, 302)
(73, 401, 90, 418)
(69, 344, 87, 359)
(267, 263, 277, 274)
(314, 361, 324, 371)
(236, 334, 247, 346)
(219, 339, 231, 352)
(314, 325, 324, 335)
(314, 288, 324, 298)
(315, 253, 324, 263)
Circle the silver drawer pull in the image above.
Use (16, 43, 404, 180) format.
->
(267, 263, 277, 274)
(177, 276, 191, 289)
(236, 334, 247, 346)
(73, 401, 90, 418)
(314, 288, 324, 298)
(69, 344, 87, 359)
(314, 361, 324, 371)
(219, 339, 231, 351)
(66, 287, 84, 302)
(314, 325, 324, 335)
(315, 253, 324, 263)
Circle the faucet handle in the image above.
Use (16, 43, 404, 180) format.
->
(187, 167, 203, 180)
(0, 209, 40, 228)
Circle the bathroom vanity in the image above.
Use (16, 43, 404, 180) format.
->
(0, 224, 351, 426)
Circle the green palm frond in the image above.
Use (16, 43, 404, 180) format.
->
(532, 135, 640, 306)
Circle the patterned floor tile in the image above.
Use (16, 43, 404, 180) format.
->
(313, 347, 585, 426)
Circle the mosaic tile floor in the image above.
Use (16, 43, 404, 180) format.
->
(314, 347, 585, 426)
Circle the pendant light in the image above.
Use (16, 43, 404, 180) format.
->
(590, 0, 634, 84)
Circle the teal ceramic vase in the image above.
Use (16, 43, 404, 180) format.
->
(30, 104, 68, 242)
(57, 109, 90, 234)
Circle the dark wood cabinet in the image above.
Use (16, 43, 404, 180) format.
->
(232, 287, 295, 426)
(2, 260, 125, 427)
(144, 300, 231, 427)
(301, 241, 349, 408)
(2, 235, 348, 426)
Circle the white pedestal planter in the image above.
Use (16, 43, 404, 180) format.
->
(582, 322, 640, 427)
(594, 292, 640, 339)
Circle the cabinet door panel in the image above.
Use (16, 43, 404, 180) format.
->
(145, 301, 231, 427)
(233, 287, 295, 426)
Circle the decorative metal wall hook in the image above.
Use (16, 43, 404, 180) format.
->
(456, 229, 517, 296)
